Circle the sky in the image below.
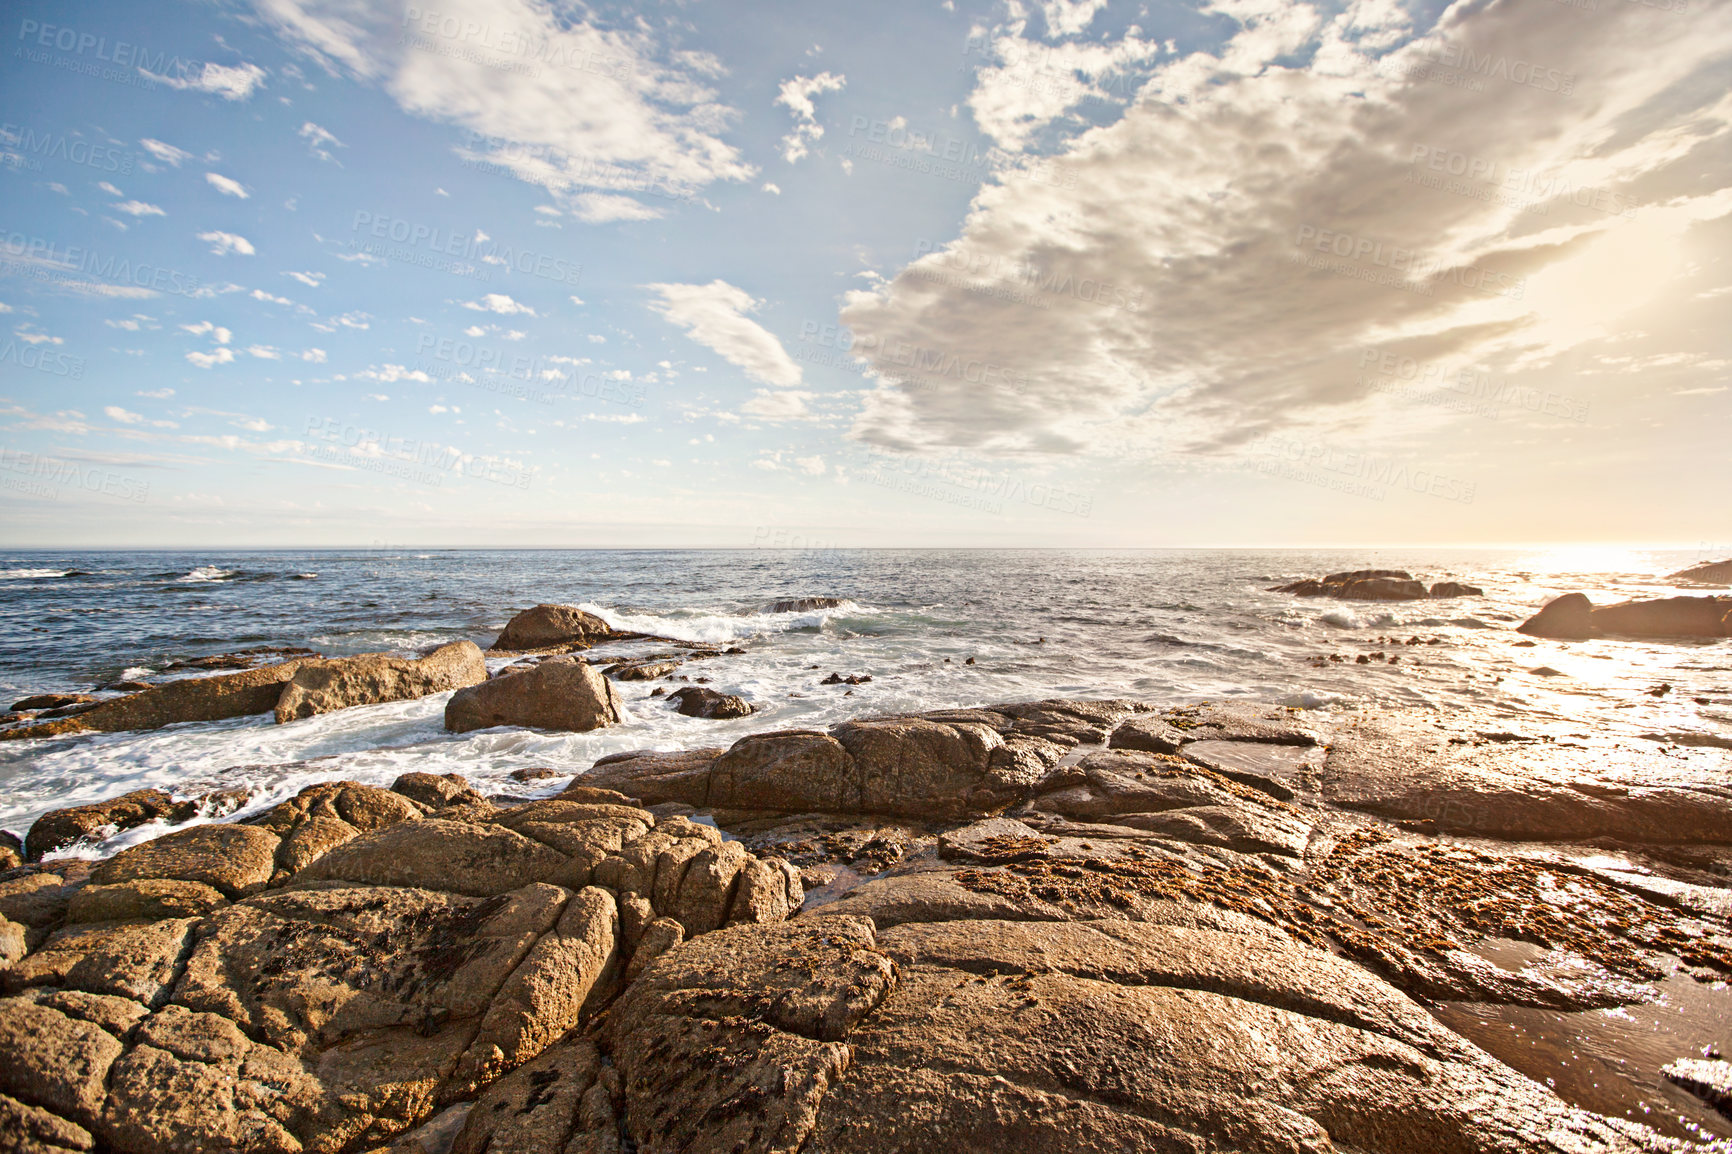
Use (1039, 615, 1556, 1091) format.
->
(0, 0, 1728, 549)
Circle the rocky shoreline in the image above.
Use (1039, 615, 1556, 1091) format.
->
(2, 688, 1730, 1153)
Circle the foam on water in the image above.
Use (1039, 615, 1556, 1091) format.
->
(1, 547, 1728, 848)
(0, 568, 72, 579)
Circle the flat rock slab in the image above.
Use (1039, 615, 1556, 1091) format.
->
(1322, 711, 1732, 844)
(1181, 739, 1317, 800)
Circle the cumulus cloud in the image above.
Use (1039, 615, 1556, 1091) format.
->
(112, 200, 166, 217)
(186, 347, 237, 369)
(647, 280, 803, 388)
(462, 293, 536, 316)
(842, 0, 1732, 458)
(252, 0, 753, 217)
(741, 389, 814, 421)
(198, 230, 255, 255)
(284, 270, 325, 287)
(774, 72, 845, 163)
(205, 172, 250, 198)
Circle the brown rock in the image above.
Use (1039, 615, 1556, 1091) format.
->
(490, 604, 615, 651)
(391, 771, 486, 811)
(8, 694, 96, 713)
(1270, 569, 1429, 600)
(666, 685, 756, 719)
(1429, 581, 1484, 598)
(1516, 592, 1598, 639)
(625, 917, 685, 982)
(578, 748, 722, 807)
(604, 658, 681, 681)
(0, 873, 79, 929)
(2, 660, 307, 741)
(0, 1089, 94, 1153)
(0, 998, 123, 1129)
(24, 789, 184, 861)
(91, 824, 279, 899)
(293, 819, 570, 897)
(1592, 595, 1732, 639)
(274, 641, 487, 723)
(449, 1036, 608, 1154)
(1671, 559, 1732, 585)
(65, 879, 227, 923)
(444, 658, 622, 734)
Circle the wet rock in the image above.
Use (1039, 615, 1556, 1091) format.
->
(1592, 595, 1732, 639)
(1429, 580, 1484, 598)
(490, 604, 617, 651)
(1271, 569, 1429, 600)
(765, 597, 847, 613)
(0, 830, 21, 871)
(445, 657, 622, 734)
(8, 693, 96, 712)
(274, 641, 487, 723)
(0, 660, 309, 742)
(820, 672, 872, 685)
(1179, 739, 1313, 800)
(667, 685, 756, 719)
(1109, 702, 1318, 756)
(604, 658, 681, 681)
(25, 789, 184, 861)
(91, 824, 280, 899)
(1664, 1058, 1731, 1117)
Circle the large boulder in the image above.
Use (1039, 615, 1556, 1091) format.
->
(1671, 558, 1732, 585)
(490, 604, 616, 651)
(444, 658, 622, 733)
(90, 825, 280, 899)
(1517, 592, 1598, 639)
(0, 661, 308, 741)
(1518, 593, 1732, 640)
(667, 686, 756, 719)
(274, 641, 486, 723)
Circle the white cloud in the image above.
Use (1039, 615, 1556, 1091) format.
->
(762, 182, 782, 195)
(251, 289, 294, 305)
(139, 138, 193, 166)
(741, 389, 814, 421)
(14, 325, 63, 346)
(105, 406, 145, 424)
(842, 0, 1732, 458)
(359, 364, 433, 383)
(462, 293, 536, 316)
(198, 230, 256, 256)
(186, 347, 237, 369)
(252, 0, 752, 217)
(794, 454, 827, 475)
(647, 280, 801, 387)
(301, 348, 327, 363)
(299, 121, 344, 162)
(147, 61, 268, 100)
(1039, 0, 1108, 38)
(247, 345, 282, 359)
(205, 172, 250, 198)
(569, 192, 666, 224)
(774, 72, 845, 163)
(181, 321, 233, 344)
(137, 388, 175, 398)
(285, 270, 325, 287)
(113, 200, 166, 217)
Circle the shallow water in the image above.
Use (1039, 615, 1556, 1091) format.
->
(0, 546, 1727, 844)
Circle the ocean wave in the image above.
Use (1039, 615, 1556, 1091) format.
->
(577, 599, 870, 644)
(175, 566, 240, 583)
(0, 568, 72, 579)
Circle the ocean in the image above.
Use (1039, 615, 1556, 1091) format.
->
(2, 547, 1728, 850)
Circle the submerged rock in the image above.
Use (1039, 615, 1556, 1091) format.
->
(274, 641, 486, 723)
(764, 597, 847, 613)
(444, 657, 623, 733)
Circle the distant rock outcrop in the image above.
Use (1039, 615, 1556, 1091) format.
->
(1270, 569, 1480, 601)
(490, 603, 619, 651)
(1518, 593, 1732, 640)
(763, 597, 847, 613)
(1671, 559, 1732, 585)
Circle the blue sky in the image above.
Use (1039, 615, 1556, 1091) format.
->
(1, 0, 1728, 548)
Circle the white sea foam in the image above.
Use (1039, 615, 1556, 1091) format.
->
(176, 565, 238, 582)
(577, 600, 871, 645)
(0, 568, 71, 579)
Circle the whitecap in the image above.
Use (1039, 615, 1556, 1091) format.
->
(577, 600, 871, 645)
(1319, 611, 1363, 628)
(0, 568, 71, 579)
(176, 565, 238, 583)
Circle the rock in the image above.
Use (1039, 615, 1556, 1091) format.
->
(0, 998, 123, 1128)
(832, 717, 1020, 819)
(578, 748, 723, 808)
(444, 657, 622, 734)
(1270, 569, 1429, 600)
(449, 1036, 615, 1154)
(1110, 701, 1318, 754)
(820, 672, 872, 685)
(0, 660, 308, 741)
(294, 818, 572, 897)
(1179, 739, 1311, 800)
(490, 604, 616, 651)
(764, 597, 847, 613)
(25, 789, 184, 861)
(274, 641, 487, 723)
(1671, 559, 1732, 585)
(8, 693, 96, 712)
(1663, 1058, 1731, 1117)
(0, 916, 25, 969)
(1517, 592, 1599, 638)
(0, 873, 80, 929)
(667, 686, 756, 719)
(708, 732, 859, 812)
(65, 879, 227, 923)
(0, 1089, 94, 1153)
(607, 916, 894, 1154)
(0, 830, 21, 871)
(604, 658, 681, 681)
(392, 772, 488, 811)
(1429, 581, 1484, 598)
(1592, 595, 1732, 639)
(90, 824, 280, 899)
(624, 916, 684, 981)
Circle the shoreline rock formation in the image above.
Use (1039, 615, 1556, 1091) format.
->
(1519, 593, 1732, 639)
(1672, 559, 1732, 586)
(5, 695, 1729, 1152)
(1271, 569, 1484, 600)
